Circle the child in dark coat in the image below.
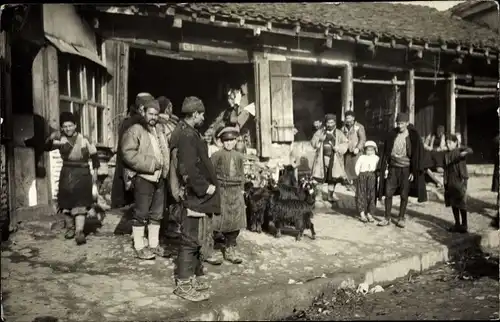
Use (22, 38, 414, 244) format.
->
(437, 134, 473, 233)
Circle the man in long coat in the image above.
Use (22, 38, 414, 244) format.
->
(311, 113, 349, 202)
(170, 96, 221, 302)
(377, 112, 427, 228)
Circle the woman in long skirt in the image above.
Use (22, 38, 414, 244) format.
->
(45, 112, 100, 245)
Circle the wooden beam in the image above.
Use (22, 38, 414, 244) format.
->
(456, 84, 498, 93)
(353, 62, 497, 82)
(353, 78, 406, 85)
(393, 77, 401, 122)
(414, 76, 449, 81)
(456, 94, 497, 99)
(292, 76, 341, 83)
(253, 53, 272, 158)
(447, 74, 457, 134)
(341, 64, 354, 120)
(406, 69, 415, 124)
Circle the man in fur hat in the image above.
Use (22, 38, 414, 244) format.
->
(377, 112, 427, 228)
(111, 93, 155, 209)
(121, 97, 170, 259)
(170, 96, 221, 302)
(311, 113, 349, 202)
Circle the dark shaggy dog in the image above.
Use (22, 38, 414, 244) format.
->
(278, 164, 298, 187)
(266, 187, 316, 241)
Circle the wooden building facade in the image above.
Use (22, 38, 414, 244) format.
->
(1, 4, 111, 231)
(86, 3, 498, 166)
(1, 3, 498, 230)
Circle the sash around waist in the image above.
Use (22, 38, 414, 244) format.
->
(62, 161, 90, 168)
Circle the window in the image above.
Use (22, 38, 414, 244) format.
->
(58, 53, 108, 145)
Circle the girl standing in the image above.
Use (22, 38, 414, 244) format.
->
(45, 112, 100, 245)
(210, 126, 247, 264)
(354, 141, 379, 223)
(437, 134, 473, 233)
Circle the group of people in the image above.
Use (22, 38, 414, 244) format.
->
(45, 91, 496, 303)
(47, 90, 252, 302)
(310, 111, 474, 232)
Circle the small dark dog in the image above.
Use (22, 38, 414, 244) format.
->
(244, 181, 272, 233)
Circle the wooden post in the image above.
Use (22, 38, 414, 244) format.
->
(447, 73, 456, 134)
(253, 53, 272, 158)
(105, 40, 129, 151)
(0, 31, 16, 232)
(32, 45, 59, 203)
(341, 64, 353, 120)
(406, 69, 415, 124)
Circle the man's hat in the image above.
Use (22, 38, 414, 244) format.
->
(181, 96, 205, 114)
(135, 93, 155, 109)
(218, 126, 240, 141)
(396, 112, 409, 123)
(325, 113, 336, 122)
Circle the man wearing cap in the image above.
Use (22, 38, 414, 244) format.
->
(311, 113, 349, 202)
(341, 110, 367, 188)
(121, 96, 170, 259)
(377, 112, 427, 228)
(111, 93, 154, 209)
(170, 96, 220, 302)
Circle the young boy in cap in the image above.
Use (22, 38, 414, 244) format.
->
(209, 126, 247, 264)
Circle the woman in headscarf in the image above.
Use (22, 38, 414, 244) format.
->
(45, 112, 100, 245)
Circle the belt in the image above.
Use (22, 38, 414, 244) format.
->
(63, 161, 89, 168)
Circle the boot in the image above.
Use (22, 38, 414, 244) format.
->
(148, 224, 166, 257)
(359, 212, 368, 223)
(191, 276, 210, 291)
(223, 247, 243, 264)
(74, 215, 86, 245)
(366, 213, 375, 223)
(132, 226, 155, 260)
(204, 252, 223, 266)
(173, 278, 210, 302)
(395, 216, 406, 228)
(64, 214, 75, 240)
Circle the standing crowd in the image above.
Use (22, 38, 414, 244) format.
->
(44, 89, 497, 302)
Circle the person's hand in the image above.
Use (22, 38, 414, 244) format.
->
(206, 184, 216, 195)
(353, 148, 360, 155)
(408, 173, 414, 182)
(48, 131, 61, 140)
(332, 146, 338, 152)
(459, 151, 468, 158)
(384, 169, 389, 179)
(319, 133, 327, 141)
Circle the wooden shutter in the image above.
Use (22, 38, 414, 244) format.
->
(253, 56, 272, 158)
(269, 60, 294, 143)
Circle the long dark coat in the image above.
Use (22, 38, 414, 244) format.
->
(377, 125, 428, 203)
(110, 115, 142, 208)
(492, 135, 499, 193)
(170, 120, 221, 214)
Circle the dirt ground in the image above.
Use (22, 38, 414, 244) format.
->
(285, 248, 499, 321)
(1, 177, 497, 321)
